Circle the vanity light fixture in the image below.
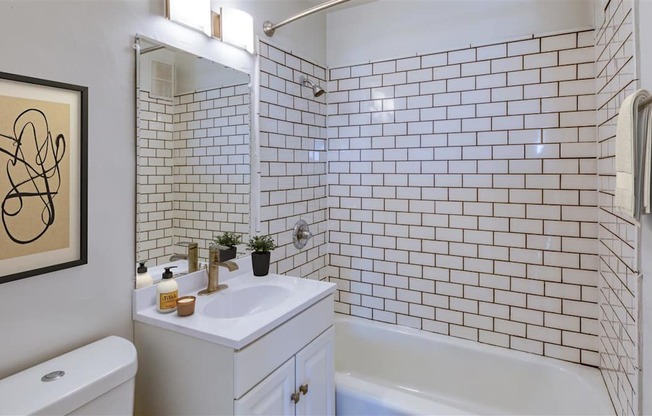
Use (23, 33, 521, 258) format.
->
(165, 0, 254, 54)
(166, 0, 212, 36)
(212, 7, 255, 54)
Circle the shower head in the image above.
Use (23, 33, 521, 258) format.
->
(301, 76, 325, 97)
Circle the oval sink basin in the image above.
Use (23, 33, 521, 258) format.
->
(201, 285, 293, 319)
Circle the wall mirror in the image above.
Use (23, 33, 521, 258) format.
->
(135, 36, 252, 278)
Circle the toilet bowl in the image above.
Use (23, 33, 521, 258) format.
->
(0, 336, 137, 415)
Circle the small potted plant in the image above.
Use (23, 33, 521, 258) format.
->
(213, 232, 242, 261)
(246, 235, 276, 276)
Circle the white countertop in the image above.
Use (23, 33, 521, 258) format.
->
(133, 256, 336, 350)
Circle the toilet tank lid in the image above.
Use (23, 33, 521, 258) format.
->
(0, 336, 137, 416)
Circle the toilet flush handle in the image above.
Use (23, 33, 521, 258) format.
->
(41, 371, 65, 382)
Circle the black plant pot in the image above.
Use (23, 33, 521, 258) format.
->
(219, 246, 237, 261)
(251, 251, 271, 276)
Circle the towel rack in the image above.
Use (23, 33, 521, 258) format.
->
(638, 96, 652, 109)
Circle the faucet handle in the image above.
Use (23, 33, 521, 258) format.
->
(293, 220, 313, 249)
(209, 243, 229, 262)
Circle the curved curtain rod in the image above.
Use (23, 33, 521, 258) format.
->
(263, 0, 351, 37)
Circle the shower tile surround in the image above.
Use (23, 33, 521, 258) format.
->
(328, 29, 601, 366)
(137, 84, 250, 265)
(595, 0, 640, 414)
(142, 21, 638, 411)
(258, 41, 329, 280)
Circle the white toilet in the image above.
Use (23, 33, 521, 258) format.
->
(0, 336, 137, 415)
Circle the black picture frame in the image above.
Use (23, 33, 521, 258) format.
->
(0, 71, 88, 284)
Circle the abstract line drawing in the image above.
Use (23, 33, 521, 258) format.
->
(0, 71, 87, 284)
(0, 109, 66, 244)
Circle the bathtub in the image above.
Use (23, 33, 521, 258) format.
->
(334, 315, 614, 415)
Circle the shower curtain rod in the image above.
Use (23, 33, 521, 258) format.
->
(263, 0, 351, 36)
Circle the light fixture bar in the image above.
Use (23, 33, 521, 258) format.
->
(220, 8, 255, 53)
(263, 0, 350, 36)
(166, 0, 211, 36)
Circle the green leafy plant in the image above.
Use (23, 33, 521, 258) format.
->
(213, 232, 242, 247)
(246, 235, 276, 253)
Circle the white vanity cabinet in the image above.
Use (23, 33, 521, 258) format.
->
(134, 294, 335, 416)
(234, 358, 296, 416)
(235, 327, 334, 416)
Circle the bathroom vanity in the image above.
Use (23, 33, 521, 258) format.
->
(133, 258, 336, 415)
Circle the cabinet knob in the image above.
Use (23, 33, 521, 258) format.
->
(291, 392, 301, 404)
(299, 384, 309, 395)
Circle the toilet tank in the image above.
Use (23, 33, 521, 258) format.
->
(0, 336, 137, 415)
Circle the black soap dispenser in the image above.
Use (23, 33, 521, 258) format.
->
(136, 262, 153, 289)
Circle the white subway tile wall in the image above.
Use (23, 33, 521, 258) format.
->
(137, 85, 250, 265)
(173, 85, 250, 262)
(259, 41, 328, 280)
(328, 30, 600, 365)
(596, 0, 639, 414)
(137, 91, 175, 265)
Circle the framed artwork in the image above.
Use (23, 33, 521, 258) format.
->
(0, 71, 87, 284)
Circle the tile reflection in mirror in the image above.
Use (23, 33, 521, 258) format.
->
(136, 37, 251, 271)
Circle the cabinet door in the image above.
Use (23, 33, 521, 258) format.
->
(295, 327, 335, 416)
(235, 358, 295, 416)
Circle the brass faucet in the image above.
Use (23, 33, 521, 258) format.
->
(170, 241, 198, 273)
(198, 244, 239, 296)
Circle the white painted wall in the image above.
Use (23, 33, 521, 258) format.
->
(0, 1, 148, 378)
(636, 1, 652, 413)
(0, 0, 322, 380)
(327, 0, 595, 67)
